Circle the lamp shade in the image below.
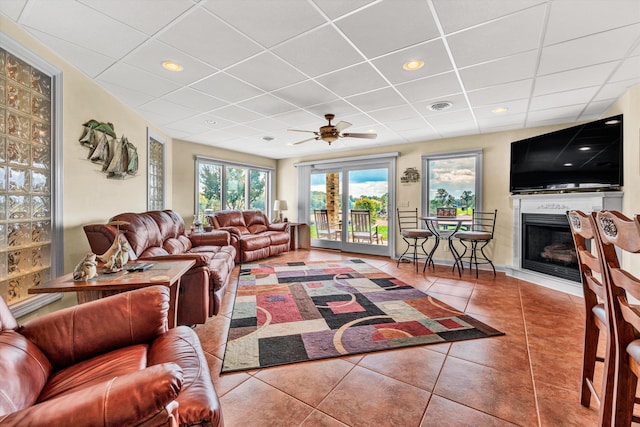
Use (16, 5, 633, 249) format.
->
(273, 200, 288, 211)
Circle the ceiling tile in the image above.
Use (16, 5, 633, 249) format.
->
(610, 55, 640, 82)
(19, 0, 147, 58)
(97, 62, 181, 97)
(580, 99, 617, 119)
(222, 125, 262, 138)
(138, 99, 199, 122)
(592, 78, 640, 102)
(164, 119, 217, 136)
(526, 105, 582, 124)
(207, 105, 263, 123)
(426, 109, 475, 126)
(544, 0, 640, 45)
(0, 1, 26, 20)
(433, 0, 546, 34)
(533, 61, 619, 95)
(312, 0, 377, 20)
(226, 52, 306, 91)
(123, 40, 217, 84)
(272, 80, 338, 108)
(25, 27, 116, 78)
(157, 9, 262, 69)
(98, 81, 155, 107)
(414, 93, 469, 117)
(346, 87, 405, 111)
(238, 94, 296, 116)
(244, 118, 290, 133)
(204, 0, 325, 47)
(530, 86, 599, 111)
(459, 50, 538, 90)
(273, 109, 320, 127)
(162, 88, 226, 111)
(478, 113, 526, 133)
(385, 117, 430, 132)
(368, 105, 421, 123)
(77, 0, 195, 36)
(304, 99, 360, 119)
(273, 25, 363, 77)
(446, 5, 546, 68)
(474, 101, 528, 119)
(315, 63, 387, 97)
(372, 39, 453, 84)
(396, 72, 462, 102)
(181, 113, 236, 130)
(336, 0, 440, 58)
(467, 80, 533, 106)
(538, 24, 640, 75)
(190, 72, 264, 102)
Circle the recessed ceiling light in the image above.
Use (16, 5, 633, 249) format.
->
(428, 101, 453, 111)
(605, 119, 620, 125)
(491, 107, 508, 114)
(162, 61, 183, 72)
(579, 146, 591, 151)
(368, 129, 376, 133)
(403, 60, 424, 71)
(563, 163, 573, 167)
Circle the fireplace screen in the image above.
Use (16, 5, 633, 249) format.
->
(521, 213, 581, 282)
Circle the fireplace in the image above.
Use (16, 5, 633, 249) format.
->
(521, 213, 580, 282)
(510, 191, 622, 295)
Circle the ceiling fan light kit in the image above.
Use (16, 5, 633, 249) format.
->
(288, 113, 377, 146)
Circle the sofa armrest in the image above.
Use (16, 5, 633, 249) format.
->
(83, 224, 119, 256)
(268, 222, 289, 232)
(139, 253, 211, 269)
(20, 286, 169, 369)
(189, 230, 230, 247)
(216, 226, 242, 237)
(0, 363, 183, 427)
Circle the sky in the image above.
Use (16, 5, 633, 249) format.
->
(311, 168, 388, 197)
(428, 157, 476, 198)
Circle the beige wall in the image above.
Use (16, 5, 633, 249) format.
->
(171, 139, 277, 223)
(2, 17, 172, 317)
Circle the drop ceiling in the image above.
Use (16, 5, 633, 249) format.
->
(2, 0, 639, 159)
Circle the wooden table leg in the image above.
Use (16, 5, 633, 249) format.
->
(167, 279, 181, 328)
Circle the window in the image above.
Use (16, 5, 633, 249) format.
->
(421, 150, 483, 217)
(0, 39, 63, 315)
(147, 129, 165, 210)
(195, 156, 272, 221)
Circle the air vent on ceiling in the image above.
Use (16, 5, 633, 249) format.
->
(428, 101, 453, 111)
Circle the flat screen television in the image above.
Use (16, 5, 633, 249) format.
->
(509, 114, 623, 194)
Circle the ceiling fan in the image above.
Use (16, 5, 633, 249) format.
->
(288, 114, 377, 145)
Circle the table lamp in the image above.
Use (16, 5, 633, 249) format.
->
(273, 200, 288, 223)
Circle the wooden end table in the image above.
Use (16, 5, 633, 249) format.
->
(28, 260, 195, 328)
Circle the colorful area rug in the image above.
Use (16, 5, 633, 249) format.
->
(221, 259, 504, 373)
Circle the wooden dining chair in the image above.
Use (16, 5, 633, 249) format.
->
(350, 209, 381, 244)
(567, 210, 615, 427)
(594, 210, 640, 426)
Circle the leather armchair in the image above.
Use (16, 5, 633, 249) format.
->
(0, 286, 223, 427)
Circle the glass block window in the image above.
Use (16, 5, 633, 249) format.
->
(147, 130, 165, 210)
(0, 47, 53, 305)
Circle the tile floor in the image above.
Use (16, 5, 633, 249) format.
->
(194, 249, 602, 427)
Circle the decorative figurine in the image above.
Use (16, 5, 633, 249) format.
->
(99, 234, 130, 272)
(73, 253, 98, 281)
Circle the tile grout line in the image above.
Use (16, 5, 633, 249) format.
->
(519, 281, 543, 427)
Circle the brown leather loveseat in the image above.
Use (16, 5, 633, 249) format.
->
(84, 209, 235, 326)
(208, 210, 290, 263)
(0, 286, 223, 426)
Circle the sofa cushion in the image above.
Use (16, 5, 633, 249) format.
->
(112, 213, 164, 258)
(0, 331, 52, 416)
(38, 344, 148, 402)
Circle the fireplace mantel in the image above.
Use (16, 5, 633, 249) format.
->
(508, 191, 623, 295)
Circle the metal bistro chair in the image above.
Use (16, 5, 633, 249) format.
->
(350, 209, 381, 244)
(567, 210, 615, 427)
(396, 208, 433, 272)
(453, 209, 497, 277)
(594, 210, 640, 426)
(314, 209, 339, 240)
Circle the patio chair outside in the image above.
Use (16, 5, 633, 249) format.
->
(314, 209, 339, 240)
(350, 209, 381, 244)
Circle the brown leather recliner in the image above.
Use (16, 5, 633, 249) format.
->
(208, 210, 290, 263)
(0, 286, 223, 427)
(84, 210, 236, 325)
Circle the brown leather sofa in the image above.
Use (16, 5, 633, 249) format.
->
(208, 210, 290, 263)
(84, 209, 235, 326)
(0, 286, 223, 427)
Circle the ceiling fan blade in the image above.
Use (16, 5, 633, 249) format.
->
(287, 129, 316, 133)
(341, 132, 377, 139)
(335, 121, 352, 132)
(292, 137, 319, 145)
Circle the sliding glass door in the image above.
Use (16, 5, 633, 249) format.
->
(304, 155, 395, 257)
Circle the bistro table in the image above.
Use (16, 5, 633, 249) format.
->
(28, 260, 195, 328)
(421, 216, 472, 276)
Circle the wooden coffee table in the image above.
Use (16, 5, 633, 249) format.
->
(28, 260, 195, 328)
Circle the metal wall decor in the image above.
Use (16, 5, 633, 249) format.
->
(401, 167, 420, 183)
(79, 119, 138, 179)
